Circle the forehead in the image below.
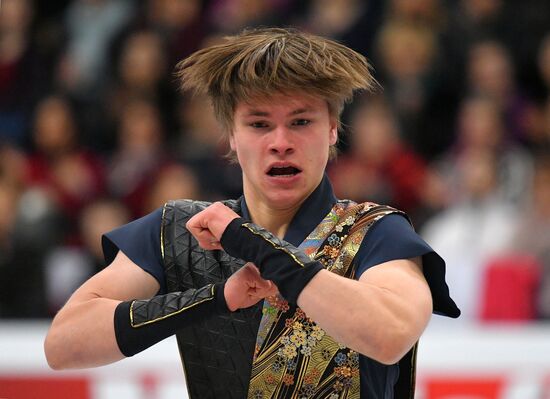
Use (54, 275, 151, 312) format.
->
(234, 92, 329, 117)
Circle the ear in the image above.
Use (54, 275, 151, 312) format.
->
(329, 120, 338, 146)
(229, 134, 236, 151)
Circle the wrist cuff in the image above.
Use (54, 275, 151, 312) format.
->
(114, 283, 229, 357)
(220, 218, 323, 303)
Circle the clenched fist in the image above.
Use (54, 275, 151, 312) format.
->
(186, 202, 240, 251)
(224, 263, 278, 311)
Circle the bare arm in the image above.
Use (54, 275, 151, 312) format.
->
(44, 251, 160, 370)
(186, 202, 433, 365)
(297, 257, 432, 365)
(45, 249, 275, 370)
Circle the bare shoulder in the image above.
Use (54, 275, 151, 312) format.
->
(66, 251, 161, 305)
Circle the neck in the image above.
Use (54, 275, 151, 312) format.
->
(246, 200, 301, 239)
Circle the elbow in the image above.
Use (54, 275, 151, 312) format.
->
(46, 356, 65, 371)
(358, 323, 418, 366)
(44, 333, 62, 370)
(369, 303, 432, 365)
(44, 329, 71, 370)
(374, 344, 411, 366)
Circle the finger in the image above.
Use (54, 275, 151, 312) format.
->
(250, 285, 278, 299)
(254, 276, 272, 290)
(195, 228, 217, 243)
(265, 281, 279, 296)
(186, 212, 207, 232)
(254, 280, 278, 295)
(194, 230, 222, 250)
(248, 263, 260, 272)
(244, 262, 261, 276)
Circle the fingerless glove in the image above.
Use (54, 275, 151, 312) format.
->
(220, 218, 323, 303)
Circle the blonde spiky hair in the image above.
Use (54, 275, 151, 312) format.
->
(176, 27, 377, 157)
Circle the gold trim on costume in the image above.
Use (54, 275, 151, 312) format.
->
(130, 284, 216, 328)
(160, 203, 168, 261)
(242, 223, 307, 267)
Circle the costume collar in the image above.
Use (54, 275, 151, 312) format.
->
(240, 173, 337, 247)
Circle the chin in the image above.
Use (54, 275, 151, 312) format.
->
(265, 190, 308, 210)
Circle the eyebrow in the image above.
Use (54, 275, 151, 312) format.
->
(244, 108, 313, 117)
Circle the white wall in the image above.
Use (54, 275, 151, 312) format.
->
(1, 319, 549, 399)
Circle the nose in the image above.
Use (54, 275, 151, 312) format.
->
(268, 126, 295, 155)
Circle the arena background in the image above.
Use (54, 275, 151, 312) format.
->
(1, 0, 549, 398)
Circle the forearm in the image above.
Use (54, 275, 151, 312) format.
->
(45, 284, 228, 369)
(114, 283, 227, 357)
(218, 218, 432, 364)
(45, 297, 123, 369)
(297, 269, 430, 364)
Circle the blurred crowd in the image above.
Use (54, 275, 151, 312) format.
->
(0, 0, 549, 323)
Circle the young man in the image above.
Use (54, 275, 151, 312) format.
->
(45, 28, 459, 398)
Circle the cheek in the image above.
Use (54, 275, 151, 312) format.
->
(233, 141, 258, 169)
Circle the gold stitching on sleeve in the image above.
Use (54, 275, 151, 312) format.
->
(129, 300, 136, 325)
(130, 284, 216, 328)
(242, 223, 306, 267)
(160, 204, 167, 261)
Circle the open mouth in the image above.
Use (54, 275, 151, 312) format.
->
(267, 165, 302, 177)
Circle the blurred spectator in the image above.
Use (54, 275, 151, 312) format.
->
(112, 29, 167, 103)
(23, 95, 106, 226)
(143, 164, 201, 215)
(0, 0, 50, 146)
(43, 198, 130, 315)
(0, 142, 27, 188)
(328, 96, 438, 223)
(386, 0, 446, 28)
(174, 94, 243, 200)
(374, 19, 456, 158)
(0, 145, 25, 307)
(58, 0, 134, 100)
(422, 148, 518, 322)
(0, 186, 64, 318)
(107, 29, 176, 141)
(376, 20, 437, 120)
(0, 180, 18, 246)
(143, 0, 206, 68)
(466, 39, 534, 143)
(538, 33, 550, 97)
(108, 98, 171, 217)
(510, 153, 550, 319)
(206, 0, 289, 34)
(521, 95, 550, 151)
(0, 180, 21, 316)
(443, 0, 507, 72)
(543, 98, 550, 148)
(435, 95, 533, 207)
(0, 0, 548, 323)
(300, 0, 383, 57)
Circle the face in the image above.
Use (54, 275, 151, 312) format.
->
(230, 93, 337, 211)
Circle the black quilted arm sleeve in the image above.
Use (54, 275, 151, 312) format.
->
(220, 218, 323, 304)
(114, 282, 229, 357)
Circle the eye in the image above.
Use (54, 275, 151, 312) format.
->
(249, 121, 269, 128)
(292, 119, 311, 126)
